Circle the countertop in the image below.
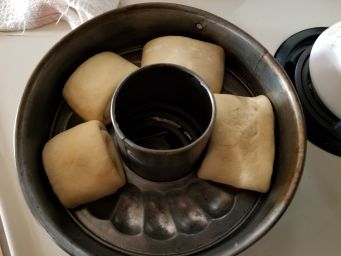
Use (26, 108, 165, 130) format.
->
(1, 1, 341, 255)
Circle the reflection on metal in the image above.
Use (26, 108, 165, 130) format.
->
(0, 215, 11, 256)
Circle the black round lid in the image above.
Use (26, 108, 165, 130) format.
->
(275, 28, 341, 156)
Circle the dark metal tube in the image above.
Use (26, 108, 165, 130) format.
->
(111, 64, 216, 181)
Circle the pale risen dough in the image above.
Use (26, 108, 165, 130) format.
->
(42, 120, 126, 208)
(141, 36, 225, 93)
(63, 52, 138, 124)
(197, 94, 275, 193)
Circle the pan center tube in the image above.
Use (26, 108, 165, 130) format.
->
(111, 64, 216, 181)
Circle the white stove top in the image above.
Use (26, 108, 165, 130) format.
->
(1, 1, 340, 255)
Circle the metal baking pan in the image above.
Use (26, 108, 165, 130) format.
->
(15, 3, 306, 256)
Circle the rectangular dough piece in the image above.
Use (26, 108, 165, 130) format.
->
(63, 52, 138, 124)
(197, 94, 275, 193)
(141, 36, 225, 93)
(42, 120, 125, 208)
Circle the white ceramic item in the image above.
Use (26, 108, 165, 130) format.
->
(309, 21, 341, 119)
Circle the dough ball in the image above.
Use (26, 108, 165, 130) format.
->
(141, 36, 225, 93)
(63, 52, 138, 124)
(42, 120, 126, 208)
(197, 94, 275, 193)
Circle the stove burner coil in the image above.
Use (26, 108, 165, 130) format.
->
(275, 28, 341, 156)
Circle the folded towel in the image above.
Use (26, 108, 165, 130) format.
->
(0, 0, 119, 32)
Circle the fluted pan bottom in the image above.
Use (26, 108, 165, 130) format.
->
(74, 169, 259, 255)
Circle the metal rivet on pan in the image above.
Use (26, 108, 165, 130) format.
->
(196, 23, 203, 30)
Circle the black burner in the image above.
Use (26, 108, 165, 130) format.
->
(275, 28, 341, 156)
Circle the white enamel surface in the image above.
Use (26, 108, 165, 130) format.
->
(1, 1, 341, 256)
(310, 21, 341, 119)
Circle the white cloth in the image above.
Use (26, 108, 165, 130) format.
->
(0, 0, 119, 31)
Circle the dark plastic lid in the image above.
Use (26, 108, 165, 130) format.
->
(275, 27, 341, 156)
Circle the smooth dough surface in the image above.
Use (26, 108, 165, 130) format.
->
(197, 94, 275, 193)
(141, 36, 225, 93)
(42, 120, 126, 208)
(63, 52, 138, 124)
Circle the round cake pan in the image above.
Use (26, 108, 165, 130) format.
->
(15, 3, 306, 256)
